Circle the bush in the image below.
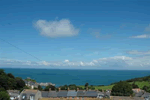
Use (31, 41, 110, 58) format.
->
(111, 81, 133, 96)
(0, 91, 10, 100)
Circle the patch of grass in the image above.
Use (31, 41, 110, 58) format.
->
(78, 81, 150, 91)
(133, 81, 150, 88)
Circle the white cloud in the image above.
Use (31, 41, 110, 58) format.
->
(145, 24, 150, 32)
(127, 50, 150, 55)
(1, 55, 150, 69)
(34, 19, 79, 38)
(130, 34, 150, 38)
(64, 59, 69, 63)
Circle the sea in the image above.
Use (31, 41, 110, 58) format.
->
(2, 68, 150, 87)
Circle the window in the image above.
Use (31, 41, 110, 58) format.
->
(30, 96, 34, 100)
(22, 96, 26, 100)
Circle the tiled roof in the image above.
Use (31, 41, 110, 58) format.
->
(67, 90, 77, 97)
(85, 91, 98, 97)
(135, 91, 144, 97)
(142, 92, 150, 98)
(41, 91, 49, 97)
(57, 91, 68, 97)
(23, 89, 38, 93)
(48, 91, 57, 98)
(77, 90, 86, 97)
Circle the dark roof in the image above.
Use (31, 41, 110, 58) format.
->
(67, 90, 77, 97)
(97, 92, 105, 96)
(104, 91, 110, 97)
(142, 92, 150, 98)
(41, 91, 49, 97)
(7, 90, 20, 97)
(85, 91, 98, 97)
(57, 91, 68, 97)
(135, 92, 144, 97)
(77, 90, 86, 97)
(48, 91, 57, 98)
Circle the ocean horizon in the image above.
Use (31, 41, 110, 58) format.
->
(2, 68, 150, 87)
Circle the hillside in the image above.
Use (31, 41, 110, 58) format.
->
(79, 75, 150, 91)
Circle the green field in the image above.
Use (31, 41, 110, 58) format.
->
(79, 81, 150, 90)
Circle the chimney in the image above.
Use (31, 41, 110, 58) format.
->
(102, 89, 104, 93)
(77, 88, 79, 91)
(49, 88, 51, 92)
(59, 88, 61, 92)
(96, 89, 98, 92)
(86, 87, 88, 91)
(68, 87, 70, 91)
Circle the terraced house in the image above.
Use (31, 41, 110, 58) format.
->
(40, 88, 105, 100)
(19, 89, 42, 100)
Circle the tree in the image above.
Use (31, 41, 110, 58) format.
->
(142, 85, 150, 92)
(0, 87, 6, 92)
(0, 75, 9, 90)
(111, 81, 133, 96)
(132, 82, 139, 88)
(44, 85, 56, 91)
(0, 91, 10, 100)
(7, 73, 15, 79)
(0, 69, 5, 75)
(85, 83, 89, 88)
(15, 77, 25, 90)
(20, 86, 30, 93)
(98, 89, 102, 92)
(69, 84, 77, 90)
(38, 85, 43, 91)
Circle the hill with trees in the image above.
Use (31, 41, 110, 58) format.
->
(0, 69, 25, 99)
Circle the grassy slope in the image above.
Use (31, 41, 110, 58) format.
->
(79, 81, 150, 90)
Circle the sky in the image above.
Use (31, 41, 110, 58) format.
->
(0, 0, 150, 70)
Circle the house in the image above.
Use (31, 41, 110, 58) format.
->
(19, 89, 42, 100)
(76, 90, 87, 99)
(97, 92, 105, 99)
(85, 90, 98, 98)
(23, 80, 38, 89)
(57, 88, 68, 98)
(135, 91, 144, 97)
(7, 90, 20, 100)
(132, 88, 142, 93)
(142, 92, 150, 100)
(41, 91, 49, 98)
(104, 91, 111, 98)
(41, 91, 57, 98)
(67, 90, 77, 99)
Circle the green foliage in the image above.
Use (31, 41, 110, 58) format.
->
(0, 91, 10, 100)
(38, 85, 43, 91)
(132, 82, 139, 88)
(69, 84, 77, 90)
(25, 78, 36, 82)
(98, 89, 102, 92)
(85, 83, 89, 88)
(142, 85, 150, 92)
(7, 73, 15, 79)
(89, 85, 95, 90)
(0, 88, 6, 92)
(44, 85, 56, 91)
(0, 69, 25, 91)
(0, 69, 5, 75)
(15, 77, 25, 90)
(20, 86, 30, 93)
(111, 81, 133, 96)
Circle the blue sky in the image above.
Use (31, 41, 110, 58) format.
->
(0, 0, 150, 69)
